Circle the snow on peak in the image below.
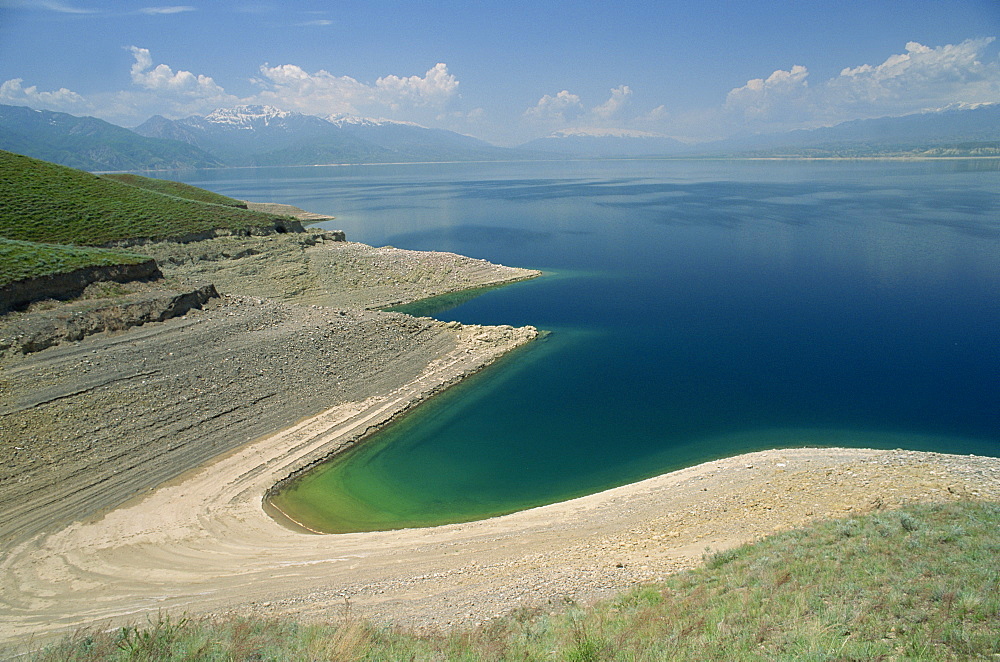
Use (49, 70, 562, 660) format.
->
(203, 105, 295, 127)
(325, 113, 422, 128)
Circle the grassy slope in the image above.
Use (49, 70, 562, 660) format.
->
(0, 238, 150, 287)
(98, 174, 248, 208)
(0, 150, 291, 247)
(23, 501, 1000, 661)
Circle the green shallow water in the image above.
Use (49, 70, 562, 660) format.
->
(163, 160, 1000, 534)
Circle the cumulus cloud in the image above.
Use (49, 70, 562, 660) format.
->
(253, 64, 374, 115)
(253, 62, 459, 116)
(376, 63, 459, 108)
(593, 85, 632, 119)
(722, 38, 1000, 132)
(523, 90, 584, 123)
(823, 38, 1000, 119)
(0, 78, 86, 110)
(113, 47, 242, 121)
(128, 46, 228, 99)
(724, 64, 810, 123)
(639, 104, 667, 122)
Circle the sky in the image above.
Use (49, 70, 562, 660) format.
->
(0, 0, 998, 145)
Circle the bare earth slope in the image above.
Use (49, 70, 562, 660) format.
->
(0, 233, 539, 548)
(140, 231, 539, 309)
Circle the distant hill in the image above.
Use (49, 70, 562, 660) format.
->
(0, 104, 223, 171)
(0, 104, 530, 171)
(5, 102, 998, 169)
(134, 105, 525, 166)
(519, 128, 688, 158)
(698, 104, 1000, 157)
(516, 105, 1000, 158)
(0, 150, 298, 246)
(326, 114, 522, 162)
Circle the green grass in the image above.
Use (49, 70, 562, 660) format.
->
(98, 174, 248, 208)
(0, 238, 150, 287)
(20, 501, 1000, 661)
(0, 150, 293, 246)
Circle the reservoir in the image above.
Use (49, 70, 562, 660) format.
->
(167, 159, 1000, 532)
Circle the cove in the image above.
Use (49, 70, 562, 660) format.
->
(163, 159, 1000, 533)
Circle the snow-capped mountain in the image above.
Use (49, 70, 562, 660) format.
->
(133, 105, 520, 165)
(193, 105, 298, 130)
(8, 102, 996, 171)
(325, 114, 422, 128)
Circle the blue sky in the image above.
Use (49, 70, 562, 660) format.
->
(0, 0, 998, 144)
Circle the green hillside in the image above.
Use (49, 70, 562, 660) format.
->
(0, 238, 150, 288)
(99, 173, 248, 207)
(0, 150, 295, 247)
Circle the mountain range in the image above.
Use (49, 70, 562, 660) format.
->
(0, 104, 223, 171)
(695, 103, 1000, 157)
(133, 105, 521, 166)
(0, 102, 997, 171)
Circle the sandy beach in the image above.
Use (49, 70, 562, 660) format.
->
(2, 230, 999, 650)
(2, 435, 998, 649)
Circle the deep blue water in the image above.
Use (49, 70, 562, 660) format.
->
(162, 159, 1000, 530)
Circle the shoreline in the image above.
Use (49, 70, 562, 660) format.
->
(2, 431, 997, 647)
(3, 225, 998, 650)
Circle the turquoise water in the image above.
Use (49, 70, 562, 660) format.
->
(163, 160, 1000, 532)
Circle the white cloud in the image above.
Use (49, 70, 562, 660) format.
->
(638, 104, 667, 123)
(822, 38, 1000, 119)
(593, 85, 632, 119)
(523, 90, 584, 122)
(253, 64, 374, 115)
(253, 62, 459, 116)
(375, 63, 459, 108)
(721, 38, 1000, 133)
(295, 19, 333, 26)
(724, 64, 810, 123)
(128, 46, 228, 98)
(0, 78, 86, 110)
(139, 6, 196, 15)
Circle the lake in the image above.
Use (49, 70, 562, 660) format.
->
(165, 159, 1000, 532)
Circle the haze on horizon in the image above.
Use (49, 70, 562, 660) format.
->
(0, 0, 998, 146)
